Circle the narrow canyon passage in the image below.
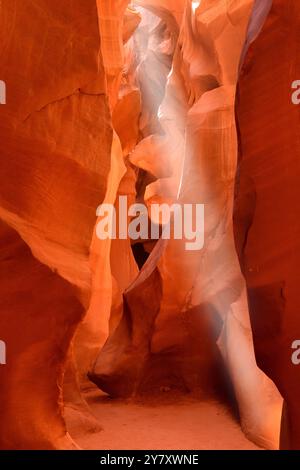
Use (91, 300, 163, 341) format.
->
(83, 0, 282, 450)
(0, 0, 300, 453)
(75, 2, 271, 450)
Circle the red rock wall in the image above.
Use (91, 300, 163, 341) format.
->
(0, 0, 130, 449)
(0, 0, 298, 451)
(234, 0, 300, 449)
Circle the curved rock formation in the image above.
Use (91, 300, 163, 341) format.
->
(234, 0, 300, 449)
(1, 0, 298, 451)
(90, 0, 282, 450)
(0, 0, 135, 449)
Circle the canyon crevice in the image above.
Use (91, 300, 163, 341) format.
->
(0, 0, 298, 450)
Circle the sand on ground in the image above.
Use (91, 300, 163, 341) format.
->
(68, 387, 260, 450)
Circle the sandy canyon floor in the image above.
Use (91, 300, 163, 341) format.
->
(67, 387, 260, 450)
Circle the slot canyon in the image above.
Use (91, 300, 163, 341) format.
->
(0, 0, 300, 451)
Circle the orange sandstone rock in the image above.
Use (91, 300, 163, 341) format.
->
(234, 0, 300, 449)
(90, 0, 282, 450)
(1, 0, 296, 452)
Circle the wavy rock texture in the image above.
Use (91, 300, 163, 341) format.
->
(0, 221, 83, 449)
(90, 0, 282, 450)
(234, 0, 300, 449)
(0, 0, 137, 449)
(0, 0, 297, 451)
